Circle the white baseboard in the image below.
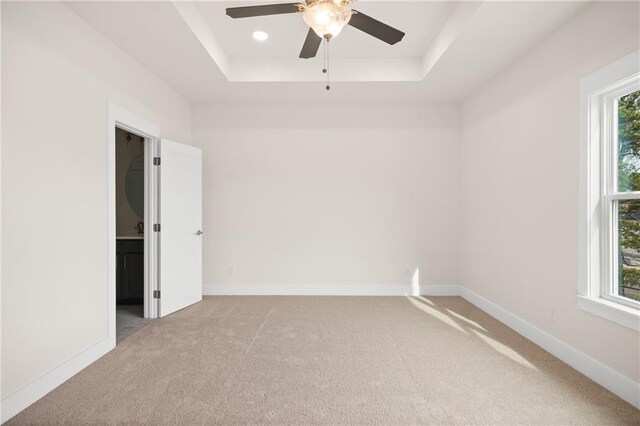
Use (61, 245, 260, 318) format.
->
(458, 287, 640, 409)
(1, 337, 114, 423)
(203, 283, 461, 296)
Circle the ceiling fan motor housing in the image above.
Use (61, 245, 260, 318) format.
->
(302, 0, 353, 40)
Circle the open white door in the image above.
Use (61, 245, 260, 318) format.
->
(159, 139, 203, 317)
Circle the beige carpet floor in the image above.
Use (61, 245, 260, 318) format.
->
(9, 296, 640, 425)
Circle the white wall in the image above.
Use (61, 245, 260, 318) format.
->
(460, 1, 640, 383)
(193, 103, 460, 294)
(1, 0, 191, 408)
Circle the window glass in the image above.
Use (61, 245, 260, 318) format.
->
(616, 90, 640, 303)
(617, 90, 640, 192)
(617, 199, 640, 301)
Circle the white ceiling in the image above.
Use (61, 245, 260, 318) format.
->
(65, 1, 589, 103)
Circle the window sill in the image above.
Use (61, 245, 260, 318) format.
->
(578, 295, 640, 331)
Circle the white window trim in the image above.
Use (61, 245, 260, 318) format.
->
(579, 50, 640, 332)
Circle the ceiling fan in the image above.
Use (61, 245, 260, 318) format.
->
(225, 0, 406, 60)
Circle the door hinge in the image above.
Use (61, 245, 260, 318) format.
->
(153, 290, 161, 299)
(153, 224, 161, 232)
(153, 157, 161, 166)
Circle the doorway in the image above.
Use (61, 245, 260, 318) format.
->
(108, 104, 161, 347)
(115, 127, 149, 343)
(107, 104, 203, 347)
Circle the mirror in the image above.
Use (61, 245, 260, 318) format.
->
(125, 155, 144, 218)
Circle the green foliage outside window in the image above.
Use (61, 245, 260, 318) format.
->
(618, 90, 640, 301)
(618, 90, 640, 191)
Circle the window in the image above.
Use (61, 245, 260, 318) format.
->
(607, 87, 640, 307)
(579, 51, 640, 330)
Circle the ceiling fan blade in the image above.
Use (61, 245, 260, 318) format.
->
(299, 28, 322, 59)
(226, 3, 302, 19)
(348, 10, 405, 45)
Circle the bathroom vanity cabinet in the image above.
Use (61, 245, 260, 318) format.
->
(116, 238, 144, 303)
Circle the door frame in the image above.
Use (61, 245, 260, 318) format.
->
(107, 103, 160, 346)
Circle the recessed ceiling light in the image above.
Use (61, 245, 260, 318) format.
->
(252, 31, 268, 41)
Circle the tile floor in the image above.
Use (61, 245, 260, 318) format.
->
(116, 304, 151, 344)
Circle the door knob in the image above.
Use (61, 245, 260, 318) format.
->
(195, 230, 203, 236)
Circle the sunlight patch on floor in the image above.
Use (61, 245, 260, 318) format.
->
(470, 329, 536, 370)
(445, 308, 487, 332)
(407, 297, 467, 334)
(413, 296, 435, 306)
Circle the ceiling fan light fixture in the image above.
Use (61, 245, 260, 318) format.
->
(302, 0, 352, 40)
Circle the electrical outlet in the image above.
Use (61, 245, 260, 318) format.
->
(550, 309, 558, 323)
(227, 266, 234, 276)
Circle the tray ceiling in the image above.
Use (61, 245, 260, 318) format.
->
(65, 1, 589, 102)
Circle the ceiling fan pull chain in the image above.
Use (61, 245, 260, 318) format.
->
(322, 38, 327, 74)
(325, 38, 331, 91)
